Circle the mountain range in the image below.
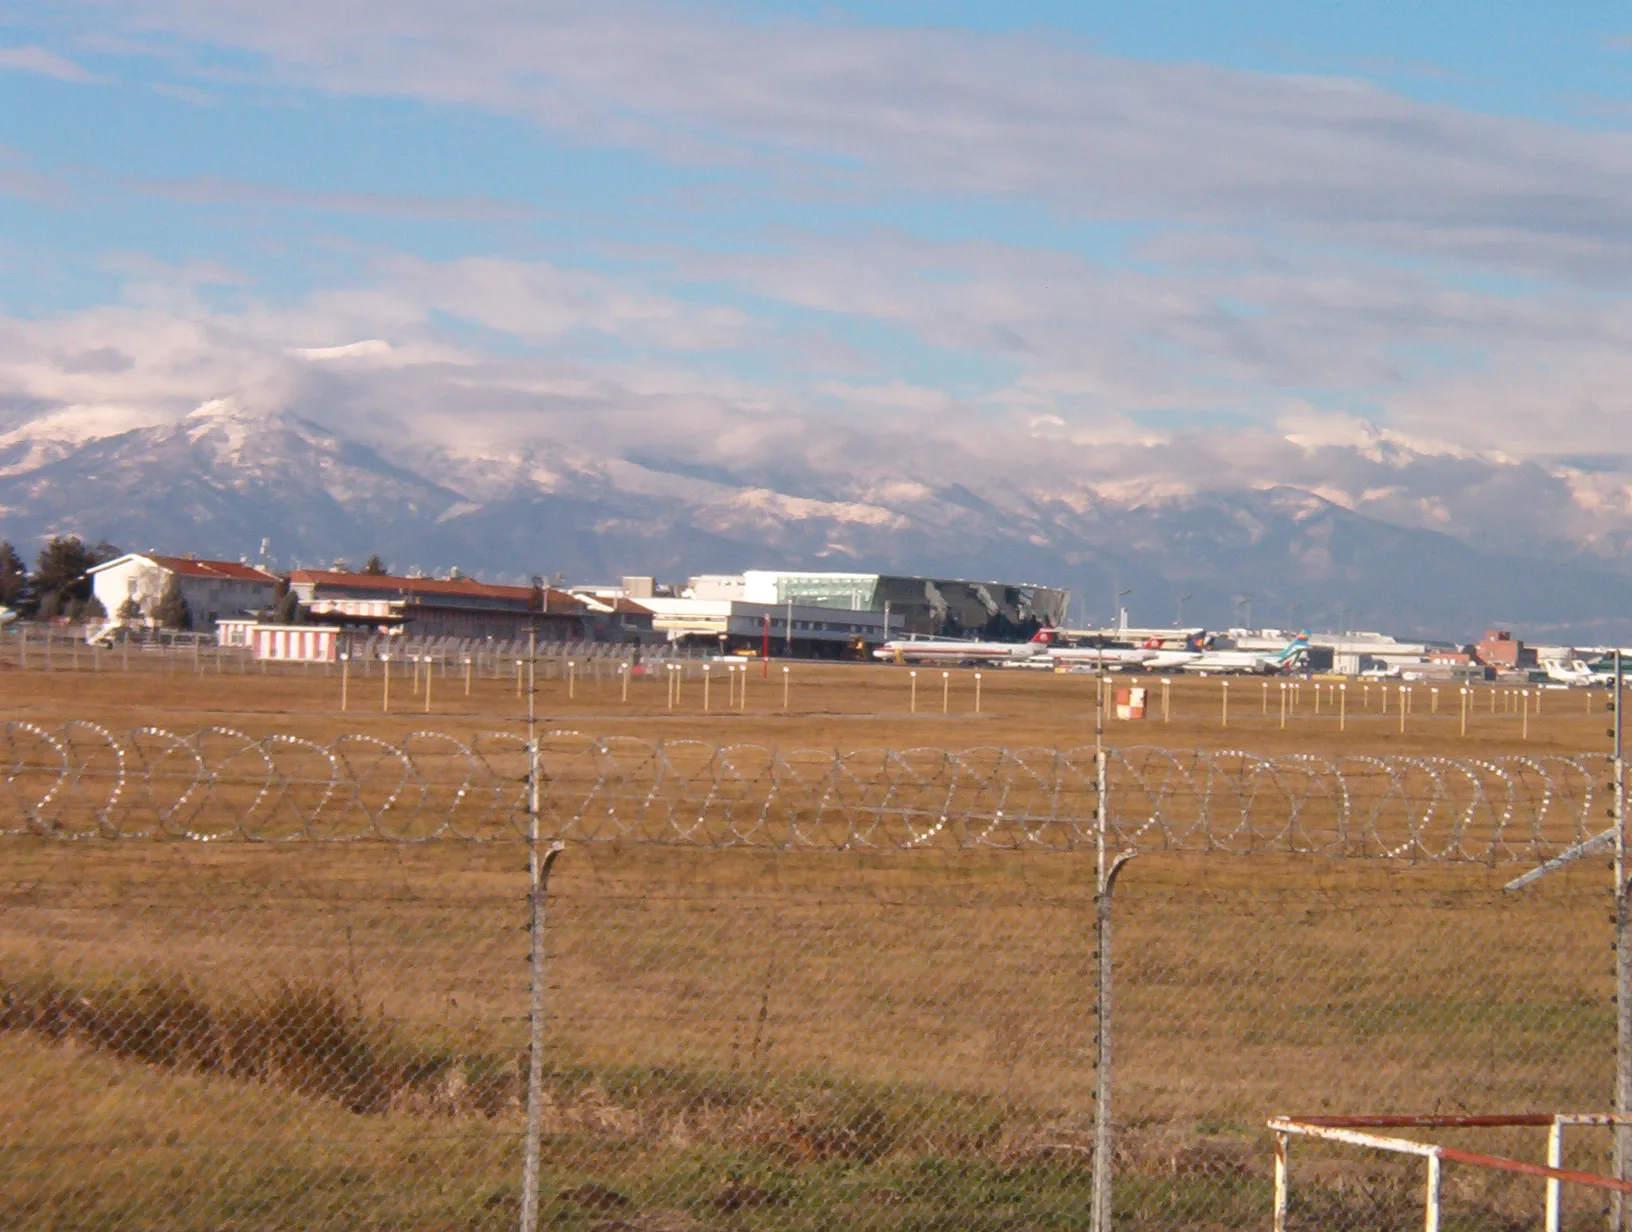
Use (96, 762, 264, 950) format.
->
(2, 398, 1629, 643)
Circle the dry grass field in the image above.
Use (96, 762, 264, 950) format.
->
(0, 652, 1619, 1228)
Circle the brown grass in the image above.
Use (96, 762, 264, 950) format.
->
(0, 658, 1619, 1228)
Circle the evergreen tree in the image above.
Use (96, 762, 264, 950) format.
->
(82, 595, 107, 621)
(362, 554, 389, 576)
(270, 589, 303, 625)
(0, 541, 26, 609)
(116, 595, 143, 623)
(32, 536, 118, 614)
(153, 575, 192, 630)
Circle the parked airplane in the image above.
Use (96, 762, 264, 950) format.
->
(875, 626, 1058, 664)
(1047, 636, 1162, 669)
(1049, 633, 1209, 671)
(1545, 659, 1596, 686)
(1181, 632, 1310, 675)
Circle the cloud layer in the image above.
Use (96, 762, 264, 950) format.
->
(0, 1, 1629, 602)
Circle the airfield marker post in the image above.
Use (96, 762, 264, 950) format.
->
(704, 664, 712, 712)
(621, 662, 629, 703)
(942, 670, 950, 715)
(1523, 691, 1530, 740)
(910, 670, 918, 714)
(568, 660, 576, 701)
(381, 655, 390, 712)
(1161, 677, 1170, 723)
(739, 663, 747, 711)
(975, 671, 982, 714)
(1314, 683, 1321, 715)
(1399, 686, 1406, 734)
(1431, 687, 1439, 714)
(1460, 687, 1468, 737)
(340, 653, 348, 712)
(782, 665, 790, 710)
(1220, 679, 1229, 728)
(1263, 680, 1269, 715)
(424, 660, 432, 713)
(1537, 687, 1543, 716)
(1339, 683, 1346, 732)
(1279, 681, 1287, 730)
(515, 659, 523, 699)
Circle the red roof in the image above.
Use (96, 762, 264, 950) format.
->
(290, 569, 586, 610)
(94, 553, 278, 582)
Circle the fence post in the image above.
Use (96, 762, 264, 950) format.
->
(519, 825, 564, 1232)
(1616, 652, 1629, 1230)
(1092, 849, 1135, 1232)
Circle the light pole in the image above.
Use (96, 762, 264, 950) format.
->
(1234, 594, 1253, 631)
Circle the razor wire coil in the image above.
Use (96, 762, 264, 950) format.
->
(0, 723, 1610, 863)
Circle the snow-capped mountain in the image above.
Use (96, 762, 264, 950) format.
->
(4, 399, 1632, 641)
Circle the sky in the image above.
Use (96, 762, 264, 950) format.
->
(6, 1, 1632, 563)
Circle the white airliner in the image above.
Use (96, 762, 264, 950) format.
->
(875, 627, 1058, 664)
(1046, 638, 1161, 669)
(1545, 659, 1595, 686)
(1182, 632, 1311, 675)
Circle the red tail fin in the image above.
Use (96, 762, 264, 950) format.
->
(1031, 627, 1057, 644)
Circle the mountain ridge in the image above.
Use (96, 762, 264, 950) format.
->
(2, 400, 1629, 640)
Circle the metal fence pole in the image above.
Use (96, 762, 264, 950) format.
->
(1092, 850, 1135, 1232)
(519, 833, 563, 1232)
(1616, 652, 1629, 1231)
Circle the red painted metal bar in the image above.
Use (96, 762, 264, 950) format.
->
(1290, 1114, 1558, 1129)
(1436, 1147, 1632, 1195)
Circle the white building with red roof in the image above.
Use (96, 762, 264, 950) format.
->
(88, 553, 280, 629)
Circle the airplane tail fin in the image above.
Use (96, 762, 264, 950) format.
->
(1031, 627, 1058, 645)
(1275, 632, 1311, 664)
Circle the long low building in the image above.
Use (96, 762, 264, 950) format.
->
(288, 569, 653, 642)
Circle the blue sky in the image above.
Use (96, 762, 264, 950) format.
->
(6, 0, 1632, 559)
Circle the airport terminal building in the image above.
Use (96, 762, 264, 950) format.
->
(688, 571, 1069, 640)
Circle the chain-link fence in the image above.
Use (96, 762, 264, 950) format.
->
(2, 727, 1627, 1229)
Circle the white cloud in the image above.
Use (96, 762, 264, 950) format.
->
(0, 45, 104, 84)
(77, 0, 1632, 279)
